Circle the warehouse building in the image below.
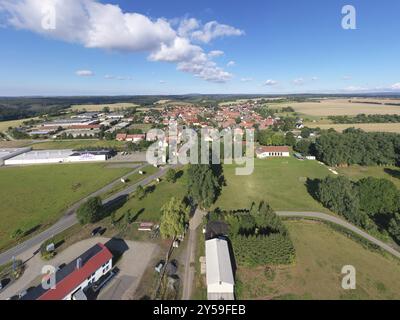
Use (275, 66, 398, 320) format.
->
(206, 238, 235, 300)
(4, 149, 113, 165)
(21, 243, 113, 300)
(0, 147, 32, 166)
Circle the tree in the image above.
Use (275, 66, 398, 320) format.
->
(315, 176, 366, 226)
(77, 197, 103, 225)
(301, 127, 312, 138)
(165, 168, 177, 183)
(294, 140, 314, 156)
(285, 132, 296, 146)
(102, 106, 110, 113)
(135, 185, 146, 200)
(187, 164, 222, 209)
(389, 213, 400, 243)
(160, 197, 189, 239)
(357, 177, 400, 217)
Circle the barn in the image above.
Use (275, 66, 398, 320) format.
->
(205, 238, 235, 300)
(256, 146, 290, 159)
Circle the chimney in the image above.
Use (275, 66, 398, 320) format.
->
(76, 258, 82, 270)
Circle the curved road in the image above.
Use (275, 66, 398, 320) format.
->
(0, 164, 176, 266)
(277, 211, 400, 259)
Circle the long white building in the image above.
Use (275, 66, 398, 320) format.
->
(206, 238, 235, 300)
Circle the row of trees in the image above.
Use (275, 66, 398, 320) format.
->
(314, 129, 400, 166)
(328, 114, 400, 124)
(314, 176, 400, 243)
(222, 201, 295, 266)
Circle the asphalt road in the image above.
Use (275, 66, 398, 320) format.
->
(277, 211, 400, 259)
(0, 163, 173, 266)
(182, 209, 206, 300)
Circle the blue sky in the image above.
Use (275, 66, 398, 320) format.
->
(0, 0, 399, 96)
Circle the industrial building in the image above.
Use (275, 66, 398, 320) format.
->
(0, 147, 32, 166)
(205, 238, 235, 300)
(21, 243, 113, 300)
(4, 149, 113, 165)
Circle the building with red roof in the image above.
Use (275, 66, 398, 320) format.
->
(256, 146, 290, 159)
(21, 243, 113, 300)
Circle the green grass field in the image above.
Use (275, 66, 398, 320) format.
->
(236, 220, 400, 300)
(0, 117, 38, 132)
(32, 140, 126, 150)
(113, 170, 188, 223)
(100, 165, 159, 199)
(338, 165, 400, 189)
(0, 164, 132, 250)
(214, 158, 333, 212)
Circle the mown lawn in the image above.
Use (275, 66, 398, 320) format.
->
(112, 169, 188, 223)
(0, 164, 132, 250)
(338, 165, 400, 189)
(236, 220, 400, 300)
(214, 158, 334, 212)
(32, 140, 126, 150)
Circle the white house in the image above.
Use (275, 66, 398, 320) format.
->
(256, 146, 290, 159)
(21, 243, 113, 300)
(206, 238, 235, 300)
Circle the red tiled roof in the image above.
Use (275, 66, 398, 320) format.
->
(38, 243, 113, 300)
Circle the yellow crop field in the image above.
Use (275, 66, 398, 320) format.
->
(289, 99, 400, 116)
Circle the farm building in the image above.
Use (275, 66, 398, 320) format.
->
(205, 238, 235, 300)
(0, 147, 32, 166)
(21, 243, 113, 300)
(256, 146, 290, 159)
(4, 149, 113, 165)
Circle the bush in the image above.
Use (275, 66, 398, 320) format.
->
(77, 197, 103, 225)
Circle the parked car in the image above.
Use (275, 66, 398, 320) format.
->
(0, 278, 11, 291)
(91, 227, 102, 237)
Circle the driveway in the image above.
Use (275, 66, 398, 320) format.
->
(0, 237, 158, 300)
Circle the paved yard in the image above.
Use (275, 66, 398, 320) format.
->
(0, 237, 159, 300)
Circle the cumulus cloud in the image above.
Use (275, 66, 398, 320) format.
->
(0, 0, 243, 83)
(391, 83, 400, 90)
(264, 79, 278, 86)
(76, 70, 94, 77)
(208, 50, 224, 58)
(227, 60, 236, 67)
(190, 21, 244, 43)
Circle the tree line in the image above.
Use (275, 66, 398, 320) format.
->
(328, 114, 400, 124)
(313, 175, 400, 244)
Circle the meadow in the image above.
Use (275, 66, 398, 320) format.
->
(0, 117, 38, 132)
(236, 220, 400, 300)
(70, 103, 139, 112)
(288, 99, 400, 117)
(32, 140, 126, 150)
(0, 164, 132, 250)
(214, 158, 333, 212)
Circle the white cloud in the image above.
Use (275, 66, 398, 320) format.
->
(264, 79, 278, 86)
(104, 75, 132, 80)
(311, 76, 318, 81)
(342, 75, 352, 80)
(190, 21, 244, 43)
(293, 78, 305, 85)
(227, 60, 236, 67)
(208, 50, 224, 58)
(241, 78, 253, 82)
(76, 70, 94, 77)
(344, 86, 368, 92)
(159, 80, 166, 84)
(0, 0, 243, 83)
(391, 83, 400, 90)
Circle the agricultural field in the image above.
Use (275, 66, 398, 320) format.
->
(214, 158, 333, 212)
(287, 99, 400, 117)
(0, 117, 39, 132)
(0, 164, 132, 251)
(32, 140, 126, 150)
(0, 140, 33, 148)
(337, 165, 400, 189)
(236, 220, 400, 300)
(70, 102, 139, 112)
(305, 123, 400, 133)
